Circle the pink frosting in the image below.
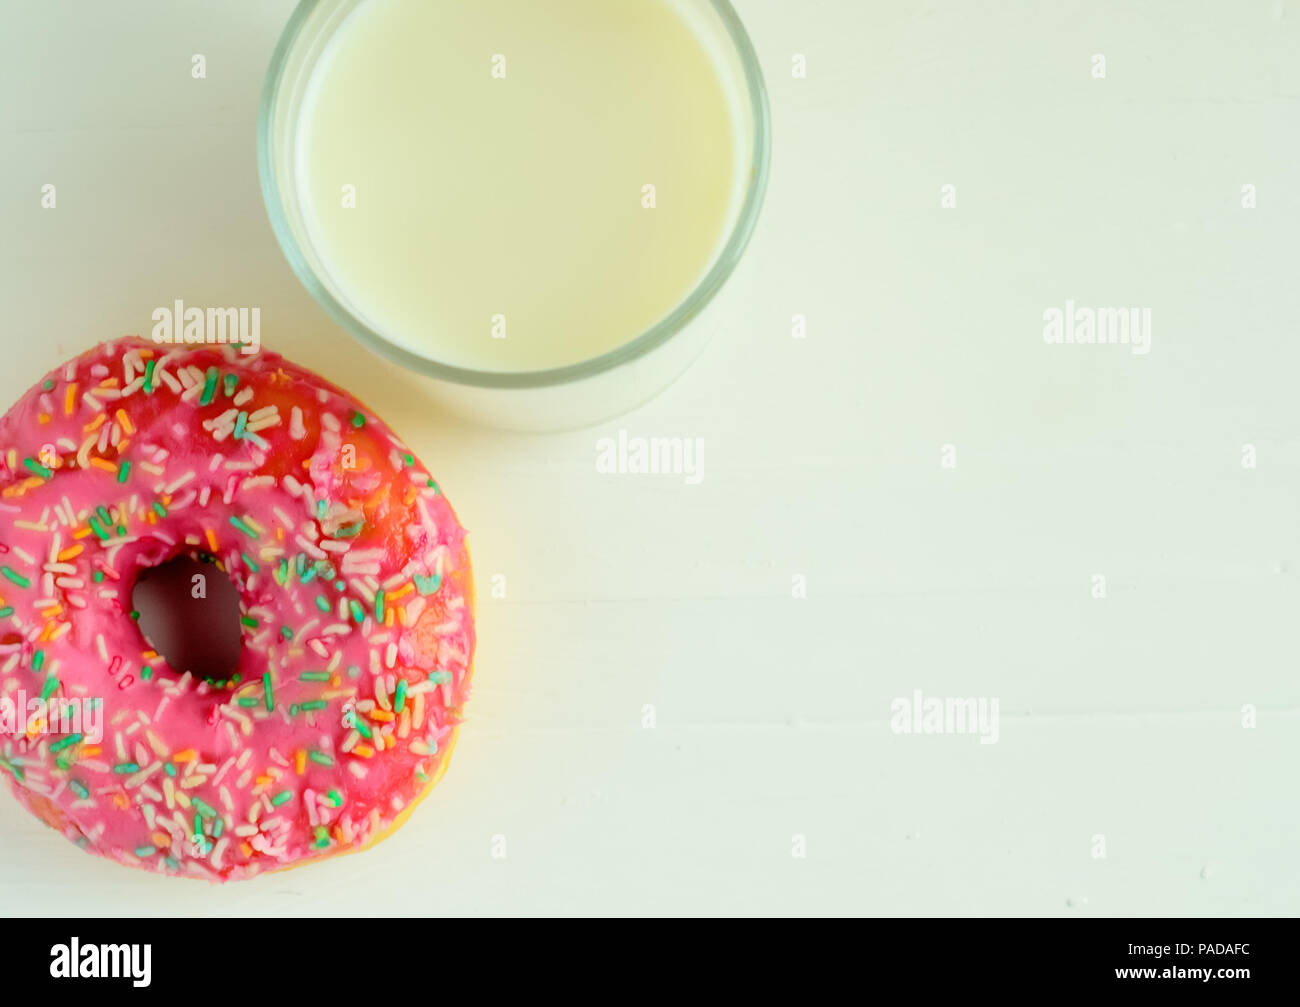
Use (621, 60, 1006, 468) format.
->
(0, 338, 474, 880)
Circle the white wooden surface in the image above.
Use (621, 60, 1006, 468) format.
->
(1, 0, 1298, 917)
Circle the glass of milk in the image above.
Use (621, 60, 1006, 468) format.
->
(259, 0, 770, 430)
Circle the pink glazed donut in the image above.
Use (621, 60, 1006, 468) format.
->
(0, 338, 475, 880)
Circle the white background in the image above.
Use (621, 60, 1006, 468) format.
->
(2, 0, 1298, 916)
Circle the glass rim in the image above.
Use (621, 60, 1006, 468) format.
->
(257, 0, 772, 390)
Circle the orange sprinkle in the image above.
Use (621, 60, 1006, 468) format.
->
(151, 831, 170, 847)
(2, 477, 44, 498)
(115, 408, 135, 435)
(72, 527, 93, 539)
(387, 608, 398, 628)
(205, 528, 218, 553)
(141, 650, 158, 660)
(369, 710, 394, 723)
(387, 583, 413, 601)
(56, 544, 84, 561)
(64, 383, 77, 415)
(89, 458, 118, 474)
(353, 744, 374, 758)
(172, 749, 197, 763)
(37, 413, 50, 424)
(81, 746, 101, 757)
(83, 412, 106, 433)
(254, 774, 273, 787)
(240, 842, 253, 857)
(295, 750, 307, 775)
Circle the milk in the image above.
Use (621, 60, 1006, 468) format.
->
(296, 0, 744, 373)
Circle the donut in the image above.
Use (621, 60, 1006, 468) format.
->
(0, 337, 475, 880)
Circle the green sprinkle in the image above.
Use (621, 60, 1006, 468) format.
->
(135, 845, 157, 858)
(288, 703, 300, 715)
(426, 478, 439, 493)
(428, 670, 452, 684)
(316, 499, 327, 519)
(352, 717, 372, 739)
(192, 797, 218, 819)
(129, 610, 140, 620)
(143, 358, 156, 393)
(348, 599, 364, 624)
(199, 366, 219, 406)
(375, 589, 385, 623)
(333, 580, 345, 592)
(271, 790, 293, 807)
(113, 762, 140, 774)
(40, 676, 59, 700)
(70, 779, 89, 798)
(88, 515, 110, 540)
(402, 453, 414, 466)
(335, 522, 364, 538)
(299, 671, 330, 682)
(300, 700, 327, 712)
(346, 664, 361, 679)
(394, 679, 408, 713)
(308, 751, 334, 767)
(327, 789, 343, 807)
(275, 559, 289, 585)
(280, 624, 294, 640)
(223, 373, 238, 397)
(237, 696, 260, 708)
(32, 650, 44, 671)
(241, 552, 259, 572)
(240, 615, 258, 629)
(0, 606, 13, 617)
(212, 818, 224, 838)
(1, 566, 31, 588)
(314, 595, 331, 614)
(164, 762, 177, 777)
(116, 524, 126, 536)
(116, 459, 131, 483)
(233, 410, 248, 439)
(49, 733, 82, 753)
(151, 500, 168, 518)
(229, 514, 258, 539)
(413, 573, 441, 596)
(349, 410, 365, 428)
(42, 378, 55, 390)
(23, 457, 53, 479)
(91, 570, 104, 583)
(0, 758, 24, 781)
(263, 672, 274, 711)
(140, 665, 153, 680)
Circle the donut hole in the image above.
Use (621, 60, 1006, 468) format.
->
(130, 553, 243, 685)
